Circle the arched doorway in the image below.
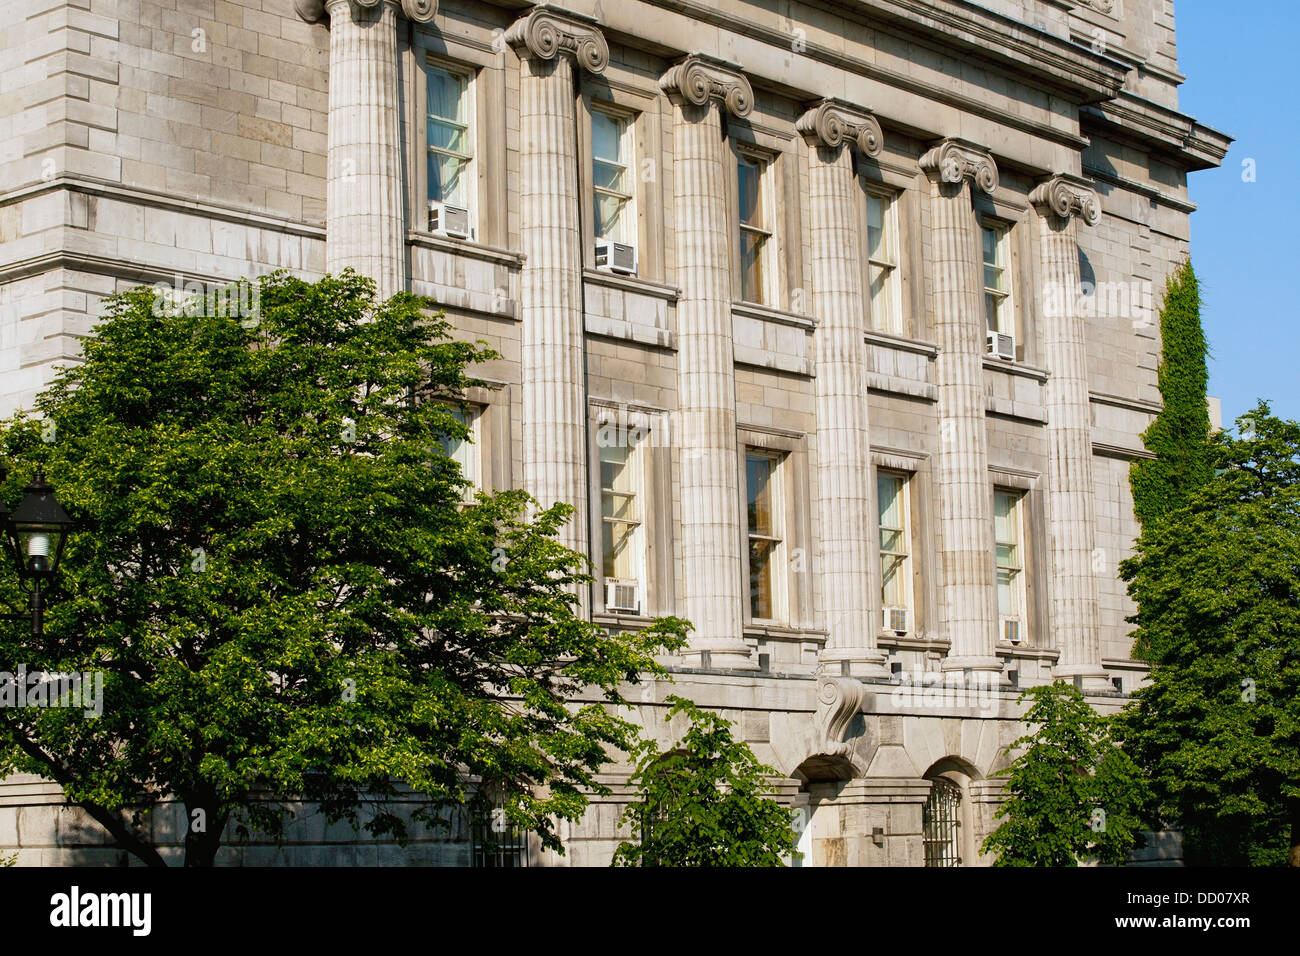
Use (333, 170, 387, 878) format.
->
(921, 757, 980, 867)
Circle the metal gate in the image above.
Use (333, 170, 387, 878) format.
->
(922, 778, 963, 867)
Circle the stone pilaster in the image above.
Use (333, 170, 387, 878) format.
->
(796, 100, 889, 678)
(506, 7, 607, 603)
(659, 56, 755, 670)
(918, 139, 1003, 680)
(298, 0, 435, 299)
(1031, 175, 1111, 692)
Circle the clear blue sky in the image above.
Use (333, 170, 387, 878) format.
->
(1175, 2, 1300, 425)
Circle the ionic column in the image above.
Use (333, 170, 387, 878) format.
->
(506, 8, 607, 601)
(1031, 175, 1111, 692)
(659, 56, 755, 670)
(298, 0, 436, 298)
(796, 100, 889, 679)
(918, 139, 1003, 680)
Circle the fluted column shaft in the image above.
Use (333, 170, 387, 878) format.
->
(323, 0, 406, 298)
(1032, 176, 1110, 691)
(799, 102, 889, 678)
(921, 141, 1003, 677)
(661, 58, 755, 669)
(507, 10, 608, 615)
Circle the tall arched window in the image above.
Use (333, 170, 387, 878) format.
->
(922, 777, 964, 867)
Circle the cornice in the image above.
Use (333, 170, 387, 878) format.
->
(919, 138, 999, 194)
(295, 0, 435, 24)
(504, 5, 608, 74)
(659, 54, 753, 118)
(1082, 92, 1233, 172)
(1030, 173, 1101, 225)
(795, 99, 884, 157)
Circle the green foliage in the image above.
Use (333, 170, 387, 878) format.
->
(612, 696, 791, 867)
(0, 271, 688, 866)
(982, 682, 1148, 867)
(1130, 260, 1214, 528)
(1117, 403, 1300, 866)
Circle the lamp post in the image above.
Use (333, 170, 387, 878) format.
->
(0, 467, 74, 641)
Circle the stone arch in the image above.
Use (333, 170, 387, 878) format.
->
(920, 756, 981, 866)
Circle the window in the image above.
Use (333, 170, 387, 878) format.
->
(737, 151, 775, 305)
(865, 189, 901, 333)
(994, 489, 1025, 625)
(982, 222, 1013, 341)
(471, 790, 528, 868)
(923, 777, 963, 867)
(600, 438, 645, 612)
(746, 451, 785, 621)
(591, 108, 635, 245)
(438, 404, 481, 493)
(878, 472, 911, 621)
(426, 64, 473, 217)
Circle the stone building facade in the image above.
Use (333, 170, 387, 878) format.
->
(0, 0, 1228, 865)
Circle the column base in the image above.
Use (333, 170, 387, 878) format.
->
(941, 656, 1012, 687)
(818, 648, 891, 680)
(1052, 664, 1113, 694)
(681, 638, 759, 671)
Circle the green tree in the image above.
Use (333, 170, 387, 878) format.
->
(1130, 259, 1214, 527)
(0, 271, 687, 866)
(982, 682, 1148, 866)
(612, 695, 792, 867)
(1117, 403, 1300, 866)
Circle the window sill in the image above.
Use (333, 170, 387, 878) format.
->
(583, 268, 679, 300)
(732, 300, 816, 331)
(863, 329, 938, 357)
(982, 356, 1048, 381)
(407, 230, 524, 267)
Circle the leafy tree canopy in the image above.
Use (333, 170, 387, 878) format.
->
(982, 682, 1148, 867)
(0, 271, 687, 866)
(1117, 403, 1300, 866)
(612, 695, 791, 867)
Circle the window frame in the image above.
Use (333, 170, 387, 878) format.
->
(745, 447, 788, 624)
(436, 401, 484, 500)
(597, 434, 647, 609)
(422, 57, 477, 234)
(877, 469, 914, 624)
(863, 186, 903, 335)
(993, 487, 1027, 626)
(589, 103, 637, 247)
(734, 145, 778, 308)
(981, 218, 1014, 339)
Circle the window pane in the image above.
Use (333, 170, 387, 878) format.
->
(593, 158, 626, 194)
(427, 68, 465, 124)
(985, 293, 1001, 335)
(737, 157, 763, 228)
(595, 192, 627, 240)
(592, 111, 622, 162)
(428, 153, 468, 206)
(739, 232, 765, 304)
(747, 455, 774, 536)
(882, 554, 906, 607)
(427, 117, 467, 155)
(984, 264, 1003, 292)
(981, 226, 998, 267)
(994, 492, 1016, 544)
(997, 567, 1020, 616)
(749, 538, 774, 619)
(878, 474, 901, 528)
(600, 443, 640, 582)
(870, 264, 893, 331)
(866, 193, 885, 260)
(603, 520, 638, 579)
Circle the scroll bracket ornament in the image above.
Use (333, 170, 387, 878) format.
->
(813, 675, 867, 757)
(505, 5, 609, 75)
(295, 0, 437, 24)
(659, 54, 754, 119)
(796, 99, 884, 158)
(919, 138, 999, 196)
(1029, 174, 1101, 226)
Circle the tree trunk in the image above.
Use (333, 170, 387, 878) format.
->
(1290, 802, 1300, 867)
(183, 801, 228, 867)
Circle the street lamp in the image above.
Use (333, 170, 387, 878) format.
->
(0, 467, 74, 640)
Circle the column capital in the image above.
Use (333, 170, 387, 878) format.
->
(295, 0, 435, 24)
(505, 5, 608, 74)
(796, 98, 883, 158)
(920, 138, 998, 195)
(659, 54, 753, 118)
(1030, 173, 1101, 226)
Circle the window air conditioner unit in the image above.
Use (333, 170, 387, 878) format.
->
(595, 239, 637, 276)
(987, 331, 1015, 361)
(605, 578, 640, 615)
(882, 606, 909, 635)
(428, 201, 472, 239)
(1002, 617, 1022, 645)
